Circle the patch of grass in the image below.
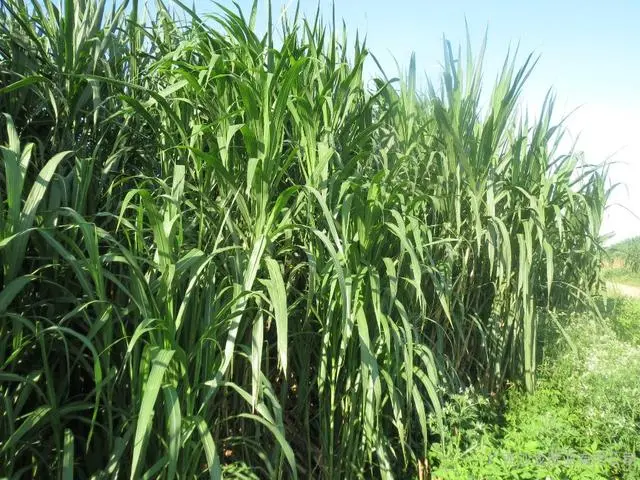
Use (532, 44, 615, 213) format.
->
(602, 267, 640, 288)
(428, 300, 640, 479)
(605, 236, 640, 277)
(597, 296, 640, 345)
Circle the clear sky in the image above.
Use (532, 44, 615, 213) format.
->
(204, 0, 640, 243)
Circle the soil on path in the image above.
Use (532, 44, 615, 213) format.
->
(606, 281, 640, 298)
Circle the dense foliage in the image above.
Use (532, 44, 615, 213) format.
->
(607, 236, 640, 273)
(0, 0, 607, 477)
(429, 298, 640, 479)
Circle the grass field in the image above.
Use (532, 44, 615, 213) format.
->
(604, 270, 640, 290)
(604, 237, 640, 287)
(0, 1, 612, 478)
(427, 296, 640, 479)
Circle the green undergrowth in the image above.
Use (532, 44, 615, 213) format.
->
(603, 267, 640, 288)
(428, 297, 640, 479)
(605, 236, 640, 283)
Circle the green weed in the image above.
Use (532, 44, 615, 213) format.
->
(429, 301, 640, 479)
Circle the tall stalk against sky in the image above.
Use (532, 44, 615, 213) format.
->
(0, 0, 607, 478)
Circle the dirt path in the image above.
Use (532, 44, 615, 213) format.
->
(606, 281, 640, 298)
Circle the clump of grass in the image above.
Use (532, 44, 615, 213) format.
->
(602, 296, 640, 344)
(0, 0, 609, 478)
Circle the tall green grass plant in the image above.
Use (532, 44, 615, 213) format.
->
(0, 1, 608, 477)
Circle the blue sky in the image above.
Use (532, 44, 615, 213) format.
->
(205, 0, 640, 243)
